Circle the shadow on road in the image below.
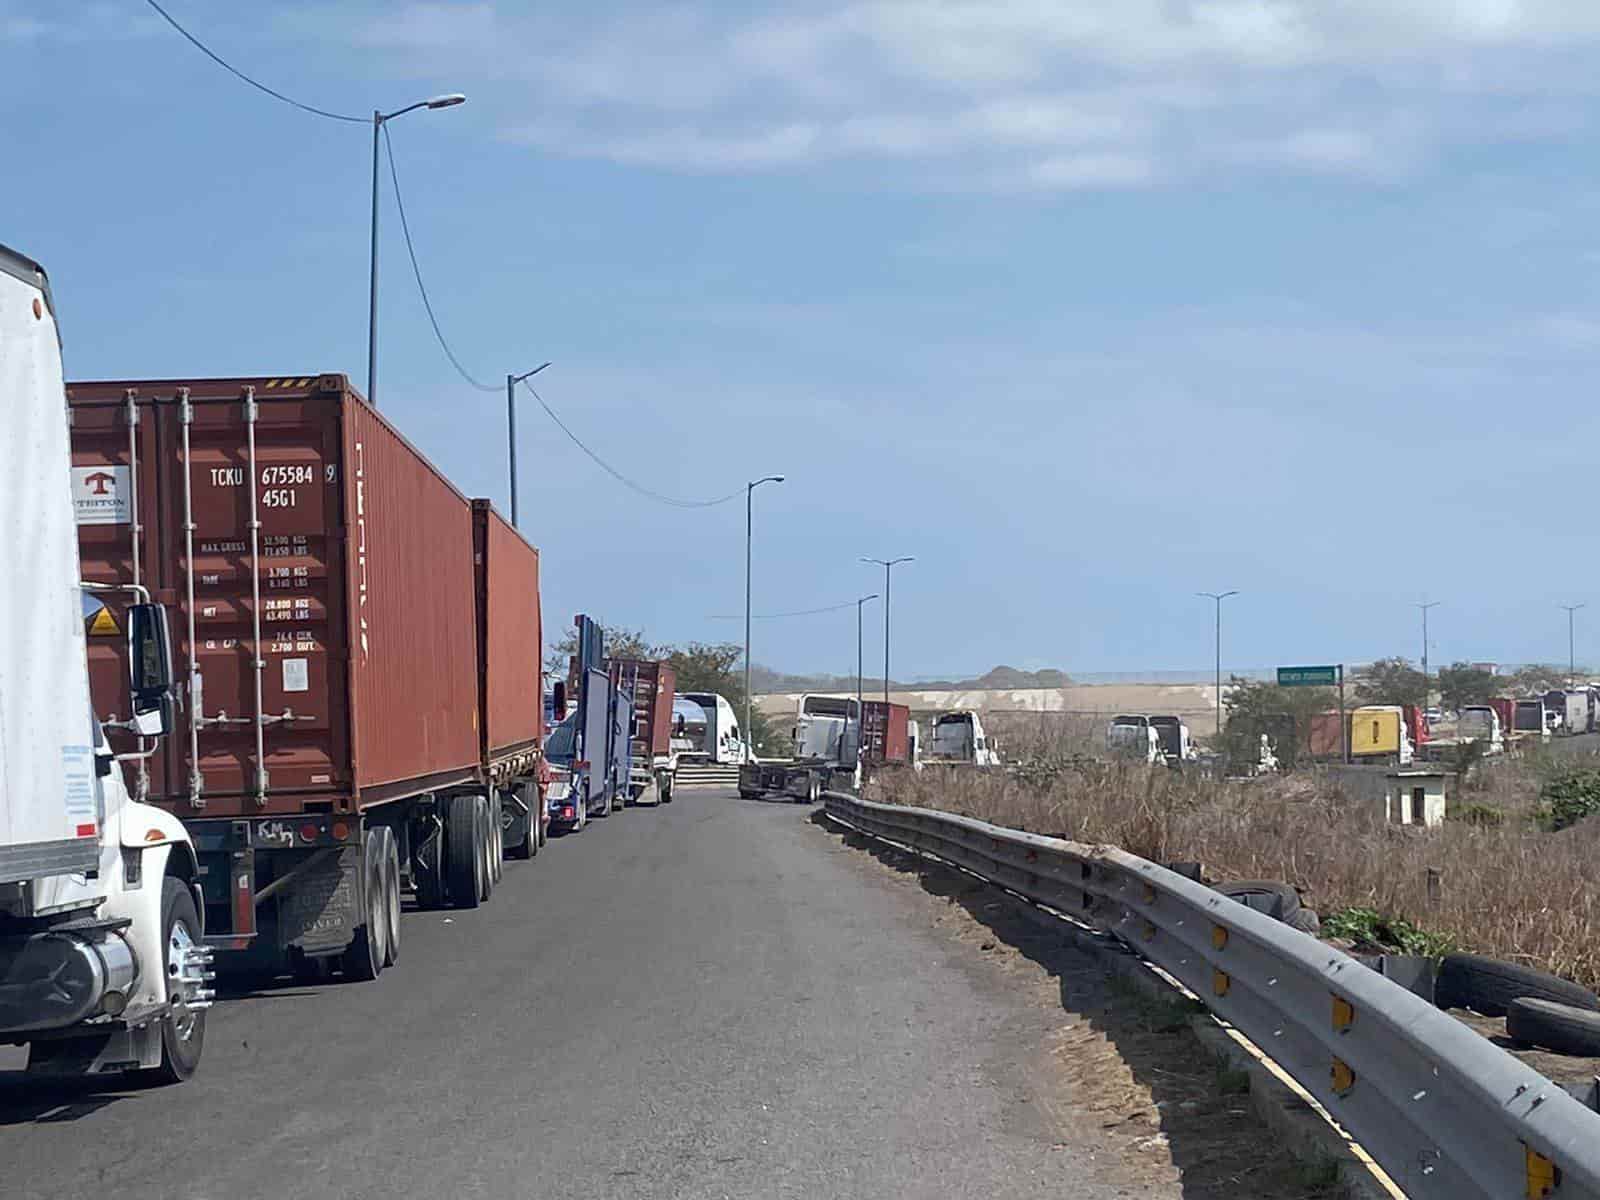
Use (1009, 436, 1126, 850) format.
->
(0, 1072, 146, 1127)
(814, 811, 1343, 1200)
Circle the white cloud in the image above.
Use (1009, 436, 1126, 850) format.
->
(101, 1, 1600, 188)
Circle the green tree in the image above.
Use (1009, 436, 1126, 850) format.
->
(1220, 676, 1338, 766)
(1437, 662, 1498, 713)
(1354, 657, 1429, 708)
(544, 622, 660, 676)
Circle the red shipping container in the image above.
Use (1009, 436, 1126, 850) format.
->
(67, 374, 481, 816)
(1307, 711, 1347, 759)
(862, 701, 911, 764)
(473, 500, 542, 771)
(606, 659, 676, 757)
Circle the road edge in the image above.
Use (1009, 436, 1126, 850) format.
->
(817, 808, 1398, 1200)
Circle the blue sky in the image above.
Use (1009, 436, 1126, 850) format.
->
(9, 1, 1600, 678)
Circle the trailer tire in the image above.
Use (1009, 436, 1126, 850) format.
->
(661, 776, 674, 804)
(487, 795, 503, 888)
(446, 793, 483, 911)
(477, 796, 495, 901)
(343, 830, 389, 982)
(141, 877, 207, 1084)
(379, 827, 401, 968)
(1435, 953, 1600, 1017)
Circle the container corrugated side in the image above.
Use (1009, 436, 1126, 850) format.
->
(862, 701, 910, 764)
(343, 397, 479, 797)
(473, 500, 542, 764)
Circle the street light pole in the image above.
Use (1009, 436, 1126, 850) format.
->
(505, 362, 550, 528)
(365, 93, 466, 408)
(1417, 601, 1440, 698)
(1562, 603, 1586, 683)
(744, 476, 784, 760)
(1197, 591, 1238, 738)
(862, 557, 913, 702)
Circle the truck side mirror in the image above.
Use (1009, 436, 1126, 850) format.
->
(127, 603, 174, 737)
(128, 603, 173, 695)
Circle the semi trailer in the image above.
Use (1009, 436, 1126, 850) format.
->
(66, 372, 545, 982)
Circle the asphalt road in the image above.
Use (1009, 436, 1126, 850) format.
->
(0, 787, 1127, 1200)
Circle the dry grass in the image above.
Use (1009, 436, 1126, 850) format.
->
(872, 750, 1600, 992)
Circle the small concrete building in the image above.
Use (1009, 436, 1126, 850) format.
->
(1385, 769, 1447, 829)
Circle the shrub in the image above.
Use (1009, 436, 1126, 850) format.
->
(1540, 767, 1600, 831)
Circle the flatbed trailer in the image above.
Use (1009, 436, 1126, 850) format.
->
(738, 700, 910, 802)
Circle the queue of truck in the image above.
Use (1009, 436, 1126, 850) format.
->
(0, 243, 700, 1085)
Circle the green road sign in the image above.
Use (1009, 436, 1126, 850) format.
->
(1278, 665, 1338, 687)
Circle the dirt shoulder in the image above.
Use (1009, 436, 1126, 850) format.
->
(810, 812, 1346, 1199)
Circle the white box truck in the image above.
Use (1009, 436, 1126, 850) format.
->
(0, 243, 210, 1082)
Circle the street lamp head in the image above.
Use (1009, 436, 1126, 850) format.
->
(860, 593, 879, 604)
(426, 93, 467, 109)
(513, 361, 551, 383)
(750, 475, 784, 489)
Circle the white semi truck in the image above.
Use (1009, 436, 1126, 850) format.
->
(0, 243, 211, 1082)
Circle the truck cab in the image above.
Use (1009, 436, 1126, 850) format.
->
(1457, 705, 1504, 754)
(0, 243, 210, 1082)
(793, 695, 858, 761)
(928, 710, 1000, 767)
(1107, 715, 1162, 764)
(1148, 715, 1196, 767)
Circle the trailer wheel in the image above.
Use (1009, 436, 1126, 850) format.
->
(479, 795, 498, 899)
(446, 793, 483, 910)
(140, 877, 207, 1084)
(343, 830, 388, 981)
(661, 775, 674, 804)
(379, 827, 401, 968)
(487, 795, 504, 887)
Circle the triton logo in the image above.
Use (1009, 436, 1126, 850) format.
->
(83, 471, 116, 495)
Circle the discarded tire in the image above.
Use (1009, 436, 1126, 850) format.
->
(1212, 880, 1301, 921)
(1507, 998, 1600, 1056)
(1435, 954, 1600, 1018)
(1286, 907, 1321, 935)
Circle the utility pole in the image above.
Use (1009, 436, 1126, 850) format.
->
(862, 557, 913, 702)
(1417, 601, 1440, 699)
(743, 476, 784, 760)
(366, 93, 466, 407)
(1561, 603, 1586, 684)
(504, 363, 550, 528)
(1197, 591, 1238, 738)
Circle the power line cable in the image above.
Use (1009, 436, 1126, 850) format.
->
(142, 0, 365, 123)
(707, 601, 860, 620)
(382, 125, 499, 393)
(521, 379, 744, 508)
(384, 133, 745, 508)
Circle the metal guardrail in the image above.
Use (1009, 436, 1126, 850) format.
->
(823, 792, 1600, 1200)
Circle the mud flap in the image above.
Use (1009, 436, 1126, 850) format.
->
(277, 847, 361, 955)
(26, 1022, 163, 1076)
